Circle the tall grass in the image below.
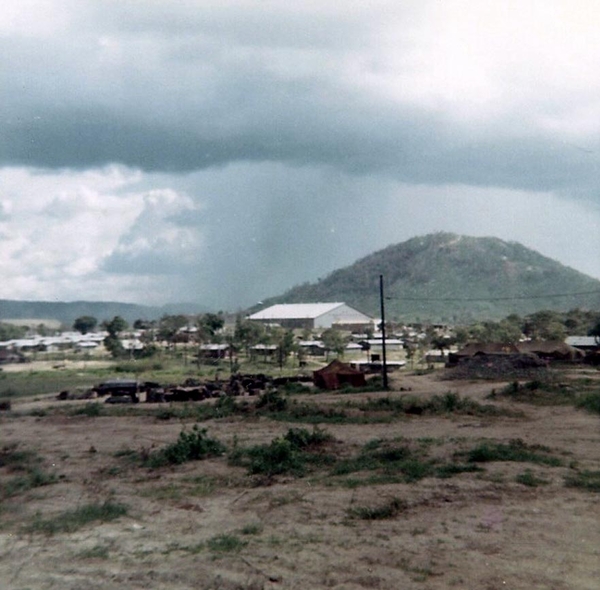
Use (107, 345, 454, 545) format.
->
(26, 500, 128, 535)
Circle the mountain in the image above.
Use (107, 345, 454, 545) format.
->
(0, 300, 208, 326)
(260, 233, 600, 322)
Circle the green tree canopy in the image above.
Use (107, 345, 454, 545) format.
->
(0, 322, 27, 341)
(157, 314, 189, 342)
(103, 316, 129, 337)
(73, 316, 98, 335)
(321, 328, 349, 357)
(196, 313, 225, 342)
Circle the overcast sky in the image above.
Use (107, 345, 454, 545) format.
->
(1, 0, 600, 310)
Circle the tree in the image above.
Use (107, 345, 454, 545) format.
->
(133, 318, 155, 330)
(468, 320, 522, 344)
(321, 328, 348, 359)
(103, 316, 128, 337)
(523, 310, 565, 340)
(102, 316, 128, 359)
(0, 322, 27, 341)
(73, 316, 97, 335)
(198, 313, 224, 338)
(233, 316, 265, 359)
(589, 320, 600, 345)
(276, 329, 297, 368)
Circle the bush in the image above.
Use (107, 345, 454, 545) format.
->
(576, 392, 600, 415)
(26, 500, 128, 535)
(283, 427, 333, 449)
(348, 497, 407, 520)
(207, 533, 247, 553)
(489, 379, 577, 406)
(231, 427, 334, 478)
(0, 445, 58, 502)
(256, 389, 288, 412)
(515, 469, 549, 487)
(466, 439, 562, 466)
(564, 470, 600, 492)
(71, 403, 103, 417)
(331, 439, 433, 483)
(147, 426, 226, 467)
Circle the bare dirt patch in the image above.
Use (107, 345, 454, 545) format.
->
(1, 370, 599, 589)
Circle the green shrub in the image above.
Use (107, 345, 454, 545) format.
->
(576, 392, 600, 415)
(240, 523, 263, 535)
(330, 440, 433, 483)
(515, 469, 549, 487)
(283, 426, 333, 449)
(435, 463, 484, 478)
(466, 439, 562, 466)
(357, 393, 514, 417)
(246, 439, 305, 477)
(489, 379, 577, 406)
(256, 389, 288, 412)
(0, 445, 58, 502)
(26, 500, 128, 535)
(279, 382, 312, 394)
(147, 426, 226, 467)
(231, 427, 334, 478)
(348, 497, 407, 520)
(564, 470, 600, 492)
(71, 403, 103, 417)
(207, 533, 247, 553)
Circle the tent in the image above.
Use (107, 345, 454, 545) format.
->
(313, 359, 367, 390)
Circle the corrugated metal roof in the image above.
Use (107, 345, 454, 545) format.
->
(248, 302, 346, 320)
(565, 336, 598, 347)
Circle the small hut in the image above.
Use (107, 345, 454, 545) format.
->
(448, 342, 520, 366)
(517, 340, 585, 362)
(313, 359, 367, 390)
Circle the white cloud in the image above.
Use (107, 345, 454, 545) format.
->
(0, 166, 204, 302)
(0, 2, 599, 307)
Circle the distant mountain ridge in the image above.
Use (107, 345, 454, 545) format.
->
(260, 233, 600, 322)
(0, 300, 207, 326)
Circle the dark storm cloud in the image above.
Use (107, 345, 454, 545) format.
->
(3, 82, 599, 199)
(2, 1, 599, 200)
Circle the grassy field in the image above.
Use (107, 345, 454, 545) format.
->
(1, 363, 599, 589)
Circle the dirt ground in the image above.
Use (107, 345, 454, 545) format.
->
(1, 369, 599, 590)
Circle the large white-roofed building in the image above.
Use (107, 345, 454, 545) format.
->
(247, 302, 373, 330)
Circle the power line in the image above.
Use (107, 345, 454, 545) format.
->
(385, 289, 600, 303)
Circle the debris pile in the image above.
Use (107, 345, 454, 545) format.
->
(445, 353, 548, 381)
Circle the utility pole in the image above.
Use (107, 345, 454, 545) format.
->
(379, 274, 389, 390)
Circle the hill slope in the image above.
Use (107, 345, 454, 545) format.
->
(262, 233, 600, 322)
(0, 300, 207, 326)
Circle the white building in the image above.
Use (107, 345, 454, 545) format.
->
(247, 302, 373, 330)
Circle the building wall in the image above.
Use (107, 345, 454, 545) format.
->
(315, 304, 372, 329)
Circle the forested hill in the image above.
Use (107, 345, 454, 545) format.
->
(0, 300, 207, 326)
(261, 233, 600, 322)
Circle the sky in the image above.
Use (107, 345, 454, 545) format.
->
(1, 0, 600, 310)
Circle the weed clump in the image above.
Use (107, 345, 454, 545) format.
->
(146, 425, 226, 468)
(564, 469, 600, 492)
(576, 392, 600, 415)
(26, 500, 128, 535)
(357, 392, 516, 417)
(207, 533, 247, 553)
(489, 380, 577, 405)
(515, 469, 549, 487)
(230, 427, 334, 478)
(465, 439, 562, 466)
(348, 497, 407, 520)
(256, 389, 288, 412)
(0, 444, 58, 502)
(332, 439, 434, 483)
(71, 403, 103, 417)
